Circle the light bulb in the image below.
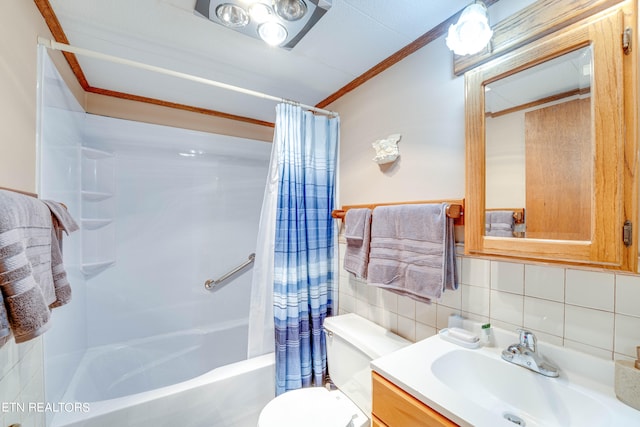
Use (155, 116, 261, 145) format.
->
(273, 0, 307, 21)
(258, 21, 288, 46)
(215, 3, 249, 28)
(446, 3, 493, 56)
(249, 3, 273, 24)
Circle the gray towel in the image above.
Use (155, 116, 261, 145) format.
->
(49, 227, 72, 308)
(42, 200, 75, 308)
(367, 204, 457, 303)
(0, 190, 54, 345)
(486, 210, 515, 237)
(42, 200, 79, 234)
(343, 208, 371, 279)
(0, 292, 10, 347)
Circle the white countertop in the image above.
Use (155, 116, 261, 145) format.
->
(371, 325, 640, 427)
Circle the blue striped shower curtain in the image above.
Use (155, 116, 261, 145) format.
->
(273, 103, 339, 395)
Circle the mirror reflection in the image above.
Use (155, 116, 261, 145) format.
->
(484, 46, 593, 240)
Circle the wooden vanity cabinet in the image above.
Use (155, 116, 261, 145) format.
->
(371, 372, 458, 427)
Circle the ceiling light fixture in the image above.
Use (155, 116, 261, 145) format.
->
(446, 1, 493, 56)
(215, 3, 249, 28)
(195, 0, 332, 49)
(273, 0, 307, 21)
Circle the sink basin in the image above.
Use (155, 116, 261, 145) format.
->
(431, 349, 609, 427)
(371, 325, 640, 427)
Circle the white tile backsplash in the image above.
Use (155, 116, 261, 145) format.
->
(438, 285, 462, 309)
(614, 314, 640, 358)
(461, 257, 491, 287)
(524, 264, 565, 301)
(338, 242, 640, 362)
(564, 305, 614, 351)
(491, 261, 524, 294)
(0, 337, 44, 426)
(415, 323, 437, 341)
(565, 269, 615, 311)
(461, 284, 490, 317)
(436, 305, 460, 330)
(380, 290, 398, 313)
(397, 315, 416, 341)
(397, 295, 416, 320)
(415, 300, 437, 327)
(615, 274, 640, 317)
(523, 296, 565, 337)
(490, 290, 523, 326)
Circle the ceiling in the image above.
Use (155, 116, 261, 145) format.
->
(45, 0, 475, 124)
(486, 45, 593, 115)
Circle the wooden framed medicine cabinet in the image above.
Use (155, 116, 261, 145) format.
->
(464, 0, 638, 271)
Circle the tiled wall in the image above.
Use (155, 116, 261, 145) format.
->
(0, 337, 45, 427)
(338, 243, 640, 361)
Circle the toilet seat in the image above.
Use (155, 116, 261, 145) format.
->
(258, 387, 368, 427)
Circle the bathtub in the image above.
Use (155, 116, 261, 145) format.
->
(50, 321, 275, 427)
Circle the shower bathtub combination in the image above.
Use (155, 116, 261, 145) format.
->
(52, 335, 274, 426)
(39, 52, 275, 427)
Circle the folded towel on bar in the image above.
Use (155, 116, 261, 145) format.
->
(48, 227, 72, 308)
(42, 200, 79, 235)
(486, 210, 515, 237)
(367, 204, 457, 303)
(0, 190, 77, 346)
(0, 294, 10, 347)
(343, 208, 371, 279)
(42, 200, 77, 308)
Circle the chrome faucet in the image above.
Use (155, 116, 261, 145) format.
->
(501, 329, 559, 378)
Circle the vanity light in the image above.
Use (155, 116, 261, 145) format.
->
(258, 21, 288, 46)
(273, 0, 307, 21)
(446, 1, 493, 56)
(215, 3, 249, 28)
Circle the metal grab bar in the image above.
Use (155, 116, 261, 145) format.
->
(204, 253, 255, 291)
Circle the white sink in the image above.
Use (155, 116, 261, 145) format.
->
(431, 349, 609, 426)
(371, 325, 640, 427)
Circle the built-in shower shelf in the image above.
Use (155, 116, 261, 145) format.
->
(82, 147, 114, 159)
(82, 190, 113, 201)
(81, 218, 113, 230)
(81, 260, 115, 277)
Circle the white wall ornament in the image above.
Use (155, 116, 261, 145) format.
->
(372, 133, 401, 164)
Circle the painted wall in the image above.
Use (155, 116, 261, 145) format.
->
(329, 1, 640, 362)
(485, 112, 526, 209)
(0, 2, 83, 426)
(0, 0, 83, 193)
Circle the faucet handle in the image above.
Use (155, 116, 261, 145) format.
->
(517, 329, 537, 352)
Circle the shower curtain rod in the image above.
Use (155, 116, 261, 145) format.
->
(37, 37, 337, 117)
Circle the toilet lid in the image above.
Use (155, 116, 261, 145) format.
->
(258, 387, 356, 427)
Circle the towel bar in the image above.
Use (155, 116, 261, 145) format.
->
(331, 199, 465, 225)
(204, 253, 256, 291)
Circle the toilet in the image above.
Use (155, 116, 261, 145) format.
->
(258, 313, 410, 427)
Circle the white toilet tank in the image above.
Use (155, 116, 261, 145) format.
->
(323, 313, 410, 416)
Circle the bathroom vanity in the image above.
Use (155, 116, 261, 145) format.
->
(371, 371, 455, 427)
(370, 326, 640, 427)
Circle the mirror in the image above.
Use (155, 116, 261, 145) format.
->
(484, 46, 593, 240)
(464, 5, 637, 271)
